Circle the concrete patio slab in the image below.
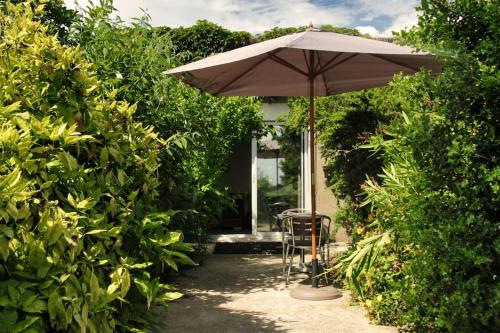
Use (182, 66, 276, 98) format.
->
(155, 254, 396, 333)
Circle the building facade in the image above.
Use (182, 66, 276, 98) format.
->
(211, 100, 348, 243)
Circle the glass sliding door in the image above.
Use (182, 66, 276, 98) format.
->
(254, 124, 302, 232)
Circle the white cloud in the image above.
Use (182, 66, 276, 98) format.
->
(356, 12, 418, 37)
(350, 0, 420, 36)
(65, 0, 420, 35)
(353, 0, 418, 21)
(356, 25, 382, 36)
(382, 12, 418, 35)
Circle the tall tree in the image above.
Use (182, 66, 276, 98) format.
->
(156, 20, 253, 63)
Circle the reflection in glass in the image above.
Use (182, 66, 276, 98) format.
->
(257, 124, 301, 231)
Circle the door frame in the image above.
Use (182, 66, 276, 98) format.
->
(251, 128, 310, 238)
(208, 126, 311, 243)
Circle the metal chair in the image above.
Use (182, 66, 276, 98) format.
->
(279, 208, 310, 276)
(267, 202, 291, 231)
(282, 211, 331, 284)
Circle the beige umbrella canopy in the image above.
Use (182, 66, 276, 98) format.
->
(165, 28, 442, 297)
(165, 29, 441, 96)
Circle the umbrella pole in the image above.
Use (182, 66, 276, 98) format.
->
(308, 55, 319, 288)
(289, 50, 340, 301)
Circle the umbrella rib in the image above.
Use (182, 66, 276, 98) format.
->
(318, 53, 359, 74)
(313, 51, 327, 93)
(314, 51, 322, 74)
(319, 67, 329, 95)
(369, 54, 420, 72)
(303, 50, 310, 73)
(214, 55, 271, 95)
(316, 52, 343, 74)
(269, 54, 308, 77)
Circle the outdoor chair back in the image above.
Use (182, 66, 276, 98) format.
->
(268, 202, 291, 231)
(287, 214, 329, 250)
(280, 210, 332, 284)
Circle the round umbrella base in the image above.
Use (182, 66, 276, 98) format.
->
(290, 283, 342, 301)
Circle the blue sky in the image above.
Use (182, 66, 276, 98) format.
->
(65, 0, 421, 36)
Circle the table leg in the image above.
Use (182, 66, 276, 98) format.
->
(298, 249, 308, 272)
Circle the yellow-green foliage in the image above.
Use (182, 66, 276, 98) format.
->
(0, 2, 192, 332)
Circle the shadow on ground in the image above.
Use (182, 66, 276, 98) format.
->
(155, 255, 290, 332)
(156, 255, 289, 333)
(154, 292, 288, 332)
(176, 254, 291, 293)
(155, 254, 396, 333)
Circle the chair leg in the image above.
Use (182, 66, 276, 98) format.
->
(282, 237, 286, 275)
(326, 241, 330, 267)
(283, 243, 289, 276)
(318, 246, 324, 264)
(282, 243, 285, 274)
(317, 245, 329, 285)
(322, 248, 329, 285)
(287, 246, 295, 285)
(284, 241, 290, 281)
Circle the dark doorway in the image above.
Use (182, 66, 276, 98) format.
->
(210, 141, 252, 234)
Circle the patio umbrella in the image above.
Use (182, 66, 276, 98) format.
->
(165, 27, 442, 299)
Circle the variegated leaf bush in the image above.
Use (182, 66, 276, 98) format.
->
(0, 2, 193, 332)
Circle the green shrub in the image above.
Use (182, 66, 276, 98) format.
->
(379, 1, 499, 330)
(255, 25, 362, 42)
(7, 0, 77, 44)
(286, 89, 390, 240)
(315, 90, 389, 201)
(164, 19, 253, 62)
(72, 3, 265, 244)
(358, 62, 498, 331)
(0, 2, 193, 332)
(337, 73, 434, 322)
(335, 0, 499, 329)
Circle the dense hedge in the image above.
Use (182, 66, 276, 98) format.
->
(163, 19, 253, 62)
(279, 1, 498, 332)
(315, 1, 499, 332)
(391, 1, 499, 330)
(285, 90, 390, 241)
(72, 4, 265, 244)
(0, 3, 193, 332)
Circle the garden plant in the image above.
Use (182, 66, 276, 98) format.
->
(0, 2, 194, 332)
(282, 1, 499, 332)
(0, 0, 498, 332)
(72, 2, 265, 244)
